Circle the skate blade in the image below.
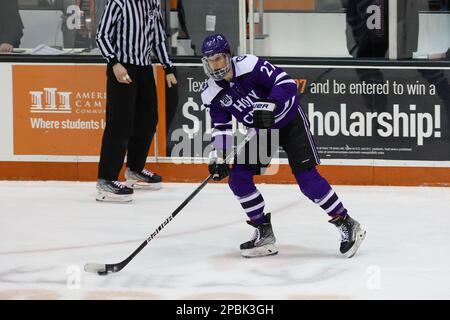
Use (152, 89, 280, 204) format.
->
(241, 244, 278, 258)
(126, 180, 162, 190)
(96, 192, 132, 203)
(345, 229, 366, 258)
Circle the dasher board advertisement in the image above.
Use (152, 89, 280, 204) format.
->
(13, 65, 107, 156)
(168, 63, 450, 162)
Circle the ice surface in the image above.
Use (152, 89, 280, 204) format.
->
(1, 181, 449, 299)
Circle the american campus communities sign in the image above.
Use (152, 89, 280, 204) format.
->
(168, 64, 450, 162)
(12, 65, 107, 156)
(11, 64, 162, 158)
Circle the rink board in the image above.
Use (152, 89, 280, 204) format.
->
(0, 61, 449, 185)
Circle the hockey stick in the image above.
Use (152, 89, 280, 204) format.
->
(84, 129, 257, 275)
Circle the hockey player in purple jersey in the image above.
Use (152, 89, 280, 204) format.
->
(200, 34, 366, 258)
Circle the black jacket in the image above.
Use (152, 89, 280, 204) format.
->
(0, 0, 24, 47)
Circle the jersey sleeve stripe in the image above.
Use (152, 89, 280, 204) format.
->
(275, 79, 296, 86)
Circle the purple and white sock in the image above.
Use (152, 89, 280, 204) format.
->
(295, 167, 348, 218)
(237, 190, 266, 225)
(314, 189, 348, 217)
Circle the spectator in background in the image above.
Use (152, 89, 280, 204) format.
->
(74, 0, 107, 49)
(0, 0, 24, 53)
(343, 0, 389, 116)
(344, 0, 428, 59)
(345, 0, 389, 58)
(60, 0, 107, 49)
(395, 0, 450, 127)
(344, 0, 450, 128)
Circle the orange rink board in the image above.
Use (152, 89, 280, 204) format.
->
(0, 162, 449, 186)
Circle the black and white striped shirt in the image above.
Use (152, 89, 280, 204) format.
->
(96, 0, 174, 71)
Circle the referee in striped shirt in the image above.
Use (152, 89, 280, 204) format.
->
(95, 0, 177, 202)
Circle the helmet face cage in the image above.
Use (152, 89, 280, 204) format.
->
(202, 53, 231, 81)
(201, 34, 231, 80)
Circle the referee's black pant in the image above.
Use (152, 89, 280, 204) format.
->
(98, 63, 158, 181)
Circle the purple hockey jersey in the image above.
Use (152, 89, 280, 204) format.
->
(201, 54, 300, 149)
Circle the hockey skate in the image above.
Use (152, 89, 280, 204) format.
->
(125, 167, 162, 190)
(96, 179, 133, 202)
(240, 213, 278, 258)
(329, 214, 366, 258)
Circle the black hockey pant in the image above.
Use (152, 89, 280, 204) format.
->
(98, 64, 158, 181)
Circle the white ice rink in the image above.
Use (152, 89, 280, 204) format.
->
(1, 181, 450, 300)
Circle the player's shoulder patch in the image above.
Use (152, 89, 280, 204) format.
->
(201, 78, 223, 105)
(232, 54, 259, 77)
(218, 93, 233, 108)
